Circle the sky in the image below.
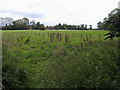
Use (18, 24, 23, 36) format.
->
(0, 0, 119, 28)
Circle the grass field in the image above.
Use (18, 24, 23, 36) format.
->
(2, 30, 120, 88)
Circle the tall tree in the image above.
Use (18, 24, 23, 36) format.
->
(104, 8, 120, 39)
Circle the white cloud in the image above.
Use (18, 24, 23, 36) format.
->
(0, 0, 119, 28)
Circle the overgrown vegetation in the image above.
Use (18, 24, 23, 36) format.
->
(2, 30, 120, 88)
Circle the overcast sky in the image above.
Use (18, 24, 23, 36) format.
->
(0, 0, 119, 28)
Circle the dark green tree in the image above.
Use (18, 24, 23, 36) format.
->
(36, 22, 41, 29)
(40, 24, 45, 30)
(104, 8, 120, 39)
(97, 22, 104, 30)
(89, 25, 92, 30)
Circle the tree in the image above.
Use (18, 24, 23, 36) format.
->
(22, 17, 29, 25)
(21, 17, 29, 29)
(35, 22, 45, 30)
(89, 25, 92, 30)
(30, 20, 36, 30)
(40, 24, 45, 30)
(85, 24, 87, 30)
(36, 22, 41, 29)
(11, 17, 29, 30)
(81, 24, 85, 30)
(97, 22, 104, 30)
(108, 8, 120, 32)
(0, 17, 13, 26)
(104, 8, 120, 39)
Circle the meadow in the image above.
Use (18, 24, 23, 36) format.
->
(2, 30, 120, 88)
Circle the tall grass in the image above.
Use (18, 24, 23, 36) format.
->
(2, 30, 120, 88)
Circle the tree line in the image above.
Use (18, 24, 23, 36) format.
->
(2, 17, 46, 30)
(1, 17, 93, 30)
(46, 24, 92, 30)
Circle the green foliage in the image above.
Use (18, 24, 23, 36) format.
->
(2, 17, 46, 30)
(97, 8, 120, 39)
(97, 22, 104, 30)
(2, 47, 28, 88)
(53, 23, 89, 30)
(2, 30, 120, 88)
(11, 17, 29, 30)
(2, 17, 92, 30)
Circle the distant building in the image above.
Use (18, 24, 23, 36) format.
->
(118, 1, 120, 9)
